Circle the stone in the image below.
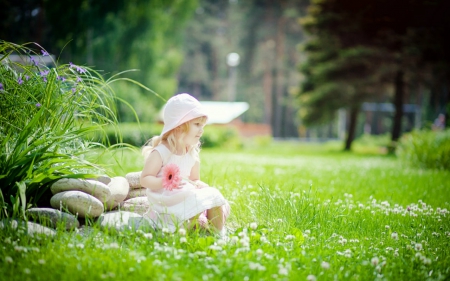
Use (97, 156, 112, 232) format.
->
(126, 187, 147, 200)
(26, 207, 79, 230)
(94, 175, 112, 185)
(0, 219, 56, 237)
(119, 196, 149, 215)
(50, 191, 104, 218)
(51, 178, 111, 202)
(125, 171, 142, 189)
(98, 211, 153, 231)
(104, 176, 130, 210)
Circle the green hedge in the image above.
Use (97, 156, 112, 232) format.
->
(397, 129, 450, 171)
(90, 123, 242, 148)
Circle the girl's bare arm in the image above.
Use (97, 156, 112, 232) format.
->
(140, 150, 164, 191)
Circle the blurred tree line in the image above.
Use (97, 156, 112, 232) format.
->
(2, 0, 449, 149)
(1, 0, 309, 138)
(299, 0, 450, 149)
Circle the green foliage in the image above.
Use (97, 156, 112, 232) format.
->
(0, 41, 122, 218)
(93, 123, 163, 147)
(397, 129, 450, 171)
(200, 125, 242, 149)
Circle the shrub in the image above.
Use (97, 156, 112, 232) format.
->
(397, 129, 450, 171)
(0, 41, 125, 218)
(91, 122, 163, 147)
(200, 125, 242, 149)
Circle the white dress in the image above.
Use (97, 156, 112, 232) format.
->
(144, 144, 227, 232)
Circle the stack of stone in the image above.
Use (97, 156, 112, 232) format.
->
(49, 176, 130, 218)
(121, 171, 150, 215)
(16, 172, 155, 235)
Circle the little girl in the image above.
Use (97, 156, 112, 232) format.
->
(140, 93, 230, 234)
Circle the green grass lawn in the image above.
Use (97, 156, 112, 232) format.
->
(1, 141, 449, 280)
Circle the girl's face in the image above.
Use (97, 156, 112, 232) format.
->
(183, 118, 206, 146)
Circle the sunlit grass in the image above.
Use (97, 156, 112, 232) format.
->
(1, 141, 449, 280)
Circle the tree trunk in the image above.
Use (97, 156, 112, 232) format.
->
(273, 14, 286, 138)
(344, 106, 359, 151)
(391, 69, 404, 142)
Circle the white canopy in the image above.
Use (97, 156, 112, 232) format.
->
(200, 101, 249, 124)
(158, 101, 249, 124)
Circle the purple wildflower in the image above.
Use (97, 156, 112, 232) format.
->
(36, 103, 41, 108)
(72, 88, 76, 93)
(76, 66, 86, 74)
(43, 77, 47, 83)
(30, 56, 38, 66)
(0, 83, 3, 90)
(61, 77, 66, 82)
(76, 76, 82, 82)
(25, 75, 30, 80)
(69, 62, 74, 68)
(40, 70, 49, 77)
(18, 77, 24, 85)
(41, 50, 49, 56)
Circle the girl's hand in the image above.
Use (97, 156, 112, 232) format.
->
(194, 180, 209, 189)
(177, 181, 187, 189)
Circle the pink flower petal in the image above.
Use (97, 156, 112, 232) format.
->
(162, 163, 182, 191)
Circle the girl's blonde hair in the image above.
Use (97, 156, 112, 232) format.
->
(142, 116, 207, 162)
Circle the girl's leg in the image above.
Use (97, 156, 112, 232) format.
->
(207, 206, 224, 231)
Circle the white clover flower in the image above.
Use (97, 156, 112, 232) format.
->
(217, 239, 227, 246)
(321, 261, 330, 270)
(5, 256, 13, 263)
(391, 232, 398, 240)
(285, 235, 295, 240)
(180, 237, 187, 244)
(250, 222, 258, 230)
(230, 236, 239, 244)
(307, 275, 317, 281)
(260, 236, 268, 243)
(415, 243, 423, 251)
(344, 249, 352, 258)
(278, 267, 288, 276)
(338, 238, 347, 245)
(256, 249, 263, 256)
(178, 228, 186, 236)
(249, 262, 266, 271)
(144, 233, 153, 239)
(209, 245, 222, 251)
(162, 228, 170, 234)
(371, 257, 380, 266)
(240, 237, 250, 248)
(24, 268, 31, 274)
(385, 225, 390, 230)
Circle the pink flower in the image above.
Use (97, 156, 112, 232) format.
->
(162, 163, 182, 191)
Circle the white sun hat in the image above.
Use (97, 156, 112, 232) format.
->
(160, 93, 208, 137)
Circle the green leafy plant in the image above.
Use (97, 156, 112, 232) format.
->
(0, 41, 124, 218)
(397, 129, 450, 170)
